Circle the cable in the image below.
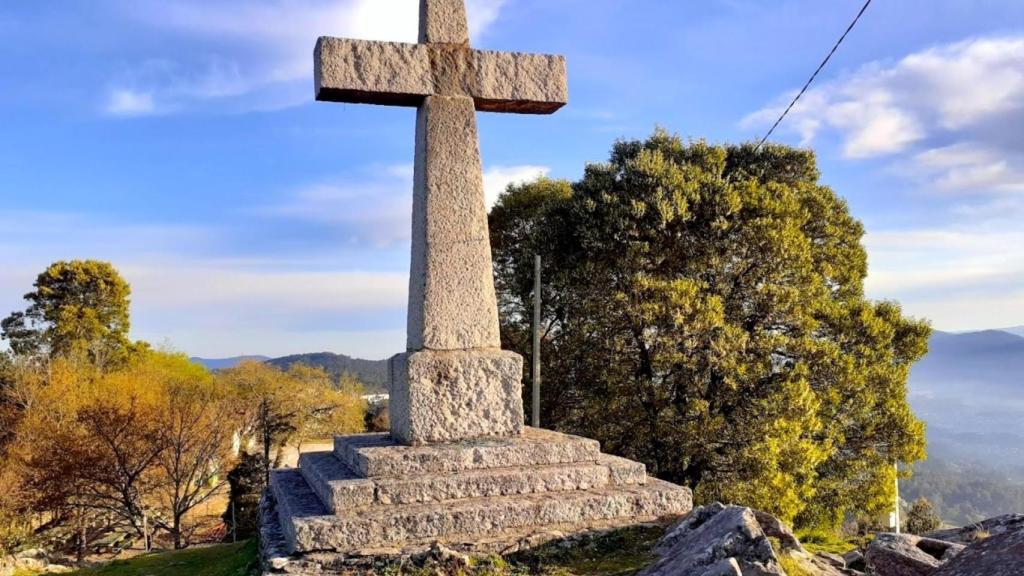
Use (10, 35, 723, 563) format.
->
(755, 0, 873, 151)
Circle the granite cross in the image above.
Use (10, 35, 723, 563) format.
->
(315, 0, 567, 445)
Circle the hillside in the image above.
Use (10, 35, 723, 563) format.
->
(267, 352, 389, 393)
(907, 329, 1024, 473)
(905, 329, 1024, 523)
(189, 355, 270, 370)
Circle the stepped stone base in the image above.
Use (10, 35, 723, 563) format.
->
(262, 427, 692, 572)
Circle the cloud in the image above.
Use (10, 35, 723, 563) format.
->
(104, 89, 158, 117)
(105, 0, 509, 115)
(259, 163, 550, 237)
(743, 36, 1024, 159)
(864, 227, 1024, 329)
(483, 165, 550, 207)
(256, 165, 414, 247)
(0, 209, 409, 358)
(905, 143, 1024, 195)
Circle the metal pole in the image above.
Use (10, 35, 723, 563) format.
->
(532, 254, 541, 428)
(894, 461, 901, 534)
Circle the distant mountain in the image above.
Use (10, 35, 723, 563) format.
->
(190, 355, 270, 370)
(907, 329, 1024, 522)
(267, 352, 389, 393)
(1001, 325, 1024, 338)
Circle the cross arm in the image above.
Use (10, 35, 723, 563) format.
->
(315, 37, 568, 114)
(469, 50, 567, 114)
(315, 38, 433, 107)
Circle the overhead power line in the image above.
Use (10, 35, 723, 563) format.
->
(756, 0, 873, 150)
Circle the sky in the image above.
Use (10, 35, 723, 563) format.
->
(1, 0, 1023, 360)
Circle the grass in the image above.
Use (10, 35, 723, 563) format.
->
(67, 540, 257, 576)
(795, 529, 861, 556)
(510, 525, 664, 576)
(48, 528, 659, 576)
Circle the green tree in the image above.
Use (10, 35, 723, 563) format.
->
(1, 260, 136, 369)
(489, 130, 929, 527)
(906, 497, 942, 534)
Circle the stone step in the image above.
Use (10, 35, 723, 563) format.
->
(271, 468, 691, 554)
(334, 426, 601, 477)
(299, 450, 647, 513)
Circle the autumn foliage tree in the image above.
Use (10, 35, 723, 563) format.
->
(490, 131, 930, 527)
(217, 361, 366, 482)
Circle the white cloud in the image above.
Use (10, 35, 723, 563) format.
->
(107, 0, 509, 115)
(743, 36, 1024, 159)
(483, 165, 550, 207)
(906, 143, 1024, 195)
(104, 89, 158, 117)
(0, 210, 408, 358)
(257, 165, 414, 247)
(864, 228, 1024, 329)
(260, 163, 550, 234)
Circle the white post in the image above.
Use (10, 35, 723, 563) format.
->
(532, 255, 542, 428)
(894, 461, 901, 534)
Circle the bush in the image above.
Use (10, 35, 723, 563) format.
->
(905, 497, 942, 534)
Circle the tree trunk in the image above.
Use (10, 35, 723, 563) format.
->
(76, 514, 87, 564)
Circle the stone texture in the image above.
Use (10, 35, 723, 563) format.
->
(335, 427, 601, 477)
(406, 94, 501, 353)
(932, 519, 1024, 576)
(300, 450, 648, 512)
(297, 451, 374, 511)
(314, 38, 432, 106)
(639, 503, 785, 576)
(471, 50, 568, 114)
(865, 533, 963, 576)
(389, 349, 523, 445)
(272, 469, 690, 553)
(419, 0, 469, 44)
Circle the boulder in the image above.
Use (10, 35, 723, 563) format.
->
(753, 509, 806, 553)
(865, 533, 964, 576)
(926, 513, 1024, 545)
(639, 503, 784, 576)
(842, 549, 865, 572)
(931, 519, 1024, 576)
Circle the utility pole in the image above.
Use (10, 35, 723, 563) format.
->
(894, 461, 901, 534)
(532, 255, 542, 428)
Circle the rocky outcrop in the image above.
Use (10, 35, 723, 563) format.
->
(865, 533, 963, 576)
(926, 513, 1024, 544)
(0, 549, 74, 576)
(931, 517, 1024, 576)
(638, 503, 784, 576)
(638, 503, 849, 576)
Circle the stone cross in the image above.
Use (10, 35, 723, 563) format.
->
(315, 0, 567, 445)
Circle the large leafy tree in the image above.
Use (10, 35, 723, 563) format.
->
(490, 130, 929, 527)
(1, 260, 136, 369)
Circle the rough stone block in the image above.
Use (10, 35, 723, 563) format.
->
(471, 50, 568, 114)
(335, 427, 601, 477)
(389, 349, 523, 445)
(315, 38, 431, 105)
(278, 476, 692, 553)
(419, 0, 470, 44)
(599, 454, 648, 486)
(407, 95, 501, 351)
(298, 452, 375, 511)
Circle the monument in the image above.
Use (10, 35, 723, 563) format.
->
(262, 0, 692, 567)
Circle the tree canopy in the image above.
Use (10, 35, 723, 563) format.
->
(1, 260, 137, 369)
(490, 130, 930, 527)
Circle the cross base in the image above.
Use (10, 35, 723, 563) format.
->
(388, 349, 524, 445)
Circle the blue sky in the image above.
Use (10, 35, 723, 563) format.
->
(2, 0, 1023, 359)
